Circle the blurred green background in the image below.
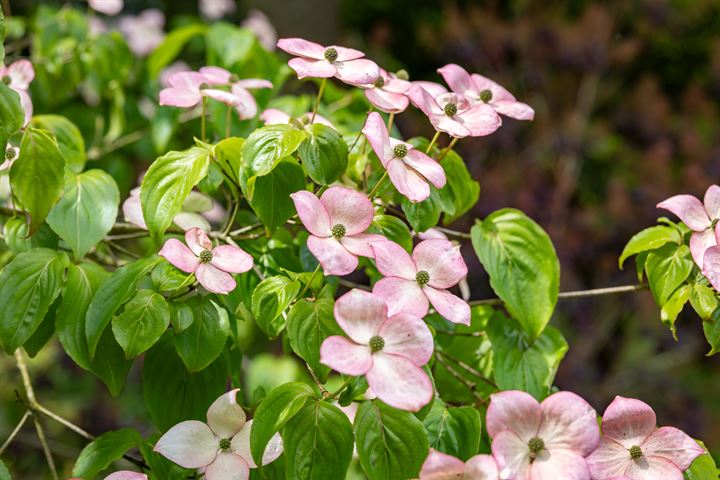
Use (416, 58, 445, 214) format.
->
(4, 0, 720, 477)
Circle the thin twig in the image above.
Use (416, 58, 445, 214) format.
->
(436, 350, 496, 388)
(468, 284, 648, 306)
(307, 365, 329, 396)
(337, 279, 371, 291)
(435, 330, 485, 337)
(0, 410, 31, 455)
(434, 226, 471, 239)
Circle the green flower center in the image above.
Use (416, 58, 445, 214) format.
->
(1, 75, 11, 85)
(528, 436, 545, 455)
(374, 76, 385, 88)
(199, 249, 213, 263)
(416, 270, 430, 286)
(199, 82, 210, 90)
(629, 445, 643, 459)
(369, 336, 385, 352)
(5, 147, 16, 161)
(324, 47, 338, 62)
(444, 103, 457, 116)
(219, 438, 232, 450)
(479, 89, 493, 103)
(393, 144, 408, 158)
(331, 224, 346, 239)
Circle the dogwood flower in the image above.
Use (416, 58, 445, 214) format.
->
(277, 38, 379, 85)
(260, 108, 335, 129)
(123, 188, 213, 232)
(437, 64, 535, 121)
(320, 289, 434, 411)
(159, 228, 253, 294)
(360, 68, 411, 113)
(487, 390, 600, 480)
(407, 83, 501, 138)
(117, 10, 165, 57)
(419, 449, 499, 480)
(657, 185, 720, 269)
(586, 396, 704, 480)
(290, 186, 385, 276)
(159, 71, 241, 108)
(104, 472, 147, 480)
(241, 10, 277, 51)
(362, 112, 445, 202)
(371, 239, 470, 325)
(88, 0, 123, 15)
(1, 60, 35, 125)
(199, 0, 236, 20)
(155, 389, 283, 480)
(198, 66, 273, 119)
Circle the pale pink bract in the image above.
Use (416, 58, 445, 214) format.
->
(199, 0, 236, 20)
(123, 188, 213, 232)
(260, 108, 336, 129)
(198, 66, 273, 119)
(88, 0, 123, 15)
(360, 68, 411, 113)
(159, 71, 240, 109)
(103, 472, 148, 480)
(117, 10, 165, 57)
(419, 449, 499, 480)
(241, 10, 277, 51)
(0, 59, 35, 125)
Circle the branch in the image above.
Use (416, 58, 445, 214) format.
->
(434, 353, 488, 406)
(468, 284, 648, 306)
(0, 410, 31, 455)
(436, 350, 497, 389)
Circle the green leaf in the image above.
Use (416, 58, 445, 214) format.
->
(619, 225, 682, 268)
(423, 400, 481, 461)
(240, 124, 306, 200)
(486, 312, 568, 400)
(0, 459, 10, 480)
(0, 82, 23, 152)
(85, 256, 162, 358)
(46, 169, 120, 259)
(23, 297, 59, 357)
(206, 22, 255, 67)
(10, 128, 66, 234)
(72, 428, 141, 478)
(646, 243, 694, 306)
(690, 283, 718, 321)
(0, 248, 68, 353)
(174, 295, 229, 372)
(143, 334, 228, 431)
(1, 218, 58, 254)
(436, 151, 480, 225)
(471, 209, 560, 340)
(250, 382, 315, 467)
(283, 399, 354, 480)
(299, 123, 348, 185)
(92, 325, 134, 396)
(684, 443, 717, 480)
(703, 307, 720, 355)
(169, 301, 194, 332)
(286, 298, 341, 381)
(214, 136, 243, 185)
(251, 276, 301, 337)
(354, 400, 429, 480)
(401, 191, 442, 233)
(661, 284, 690, 338)
(29, 115, 86, 173)
(0, 6, 5, 63)
(112, 289, 171, 359)
(248, 160, 306, 232)
(147, 23, 207, 78)
(140, 146, 210, 241)
(371, 215, 413, 252)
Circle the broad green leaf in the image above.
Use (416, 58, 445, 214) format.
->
(174, 295, 230, 372)
(684, 442, 717, 480)
(10, 128, 66, 234)
(690, 283, 717, 321)
(646, 243, 694, 306)
(112, 289, 171, 359)
(619, 225, 682, 268)
(704, 307, 720, 355)
(471, 209, 560, 340)
(2, 217, 58, 254)
(283, 399, 354, 480)
(0, 82, 22, 152)
(23, 297, 59, 357)
(86, 256, 162, 358)
(486, 312, 568, 400)
(251, 275, 301, 337)
(423, 400, 481, 461)
(286, 298, 341, 381)
(147, 23, 207, 78)
(140, 146, 210, 241)
(214, 136, 243, 185)
(299, 123, 348, 185)
(661, 284, 690, 338)
(0, 248, 68, 353)
(46, 169, 120, 259)
(29, 115, 86, 173)
(401, 191, 442, 233)
(169, 301, 194, 333)
(151, 262, 194, 292)
(371, 215, 413, 252)
(250, 382, 315, 468)
(354, 400, 429, 480)
(143, 334, 228, 431)
(436, 151, 480, 225)
(92, 325, 133, 396)
(248, 160, 306, 232)
(72, 428, 141, 478)
(240, 124, 306, 200)
(206, 22, 255, 67)
(0, 459, 9, 480)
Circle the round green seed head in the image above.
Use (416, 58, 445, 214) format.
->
(199, 250, 213, 263)
(444, 103, 458, 116)
(629, 445, 643, 459)
(369, 336, 385, 352)
(528, 436, 545, 454)
(479, 89, 493, 103)
(331, 224, 346, 239)
(324, 47, 338, 62)
(219, 438, 231, 450)
(416, 270, 430, 286)
(393, 144, 408, 158)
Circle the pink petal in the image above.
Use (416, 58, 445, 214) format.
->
(334, 288, 387, 344)
(690, 229, 716, 268)
(423, 286, 470, 325)
(460, 103, 502, 137)
(6, 59, 35, 90)
(276, 38, 327, 60)
(159, 239, 200, 273)
(122, 193, 147, 229)
(417, 228, 449, 241)
(333, 46, 366, 62)
(437, 63, 478, 97)
(366, 352, 433, 412)
(203, 88, 241, 106)
(642, 427, 704, 470)
(104, 472, 148, 480)
(465, 455, 500, 479)
(88, 0, 124, 15)
(260, 108, 291, 125)
(320, 336, 373, 376)
(537, 391, 600, 456)
(622, 455, 684, 480)
(154, 420, 218, 468)
(407, 84, 445, 117)
(186, 227, 213, 255)
(231, 85, 259, 120)
(404, 150, 446, 189)
(529, 449, 591, 480)
(383, 74, 411, 94)
(334, 59, 380, 86)
(199, 66, 232, 85)
(230, 420, 283, 468)
(493, 100, 535, 121)
(490, 430, 532, 480)
(587, 437, 634, 479)
(433, 115, 472, 138)
(378, 313, 433, 366)
(168, 71, 206, 90)
(288, 57, 337, 79)
(486, 390, 542, 441)
(173, 212, 211, 232)
(159, 87, 202, 107)
(196, 263, 237, 294)
(365, 88, 409, 113)
(600, 396, 657, 449)
(704, 185, 720, 220)
(206, 389, 247, 439)
(320, 186, 374, 235)
(211, 245, 254, 274)
(412, 239, 467, 288)
(362, 112, 393, 164)
(18, 90, 33, 126)
(413, 81, 449, 98)
(387, 158, 431, 203)
(340, 233, 387, 258)
(204, 452, 250, 480)
(373, 277, 428, 318)
(234, 79, 273, 89)
(702, 245, 720, 290)
(290, 191, 332, 237)
(471, 74, 516, 102)
(419, 449, 465, 479)
(656, 194, 711, 231)
(307, 235, 358, 276)
(371, 240, 418, 279)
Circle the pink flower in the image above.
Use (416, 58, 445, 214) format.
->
(159, 61, 191, 88)
(276, 38, 379, 85)
(587, 396, 704, 480)
(260, 108, 335, 129)
(437, 64, 535, 121)
(88, 0, 123, 15)
(241, 10, 277, 51)
(319, 289, 434, 411)
(290, 186, 385, 276)
(159, 71, 240, 108)
(123, 188, 213, 232)
(419, 449, 499, 480)
(118, 10, 165, 57)
(1, 145, 19, 171)
(199, 0, 236, 20)
(487, 390, 600, 480)
(198, 66, 273, 119)
(155, 390, 283, 480)
(1, 60, 35, 125)
(159, 228, 253, 294)
(362, 111, 446, 202)
(104, 472, 147, 480)
(371, 239, 470, 325)
(360, 68, 411, 113)
(407, 82, 501, 138)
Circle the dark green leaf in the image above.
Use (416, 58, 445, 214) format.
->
(72, 428, 141, 478)
(371, 215, 413, 252)
(619, 225, 681, 268)
(437, 152, 480, 225)
(286, 298, 341, 381)
(646, 243, 694, 306)
(423, 400, 481, 461)
(173, 295, 229, 372)
(401, 191, 442, 233)
(92, 325, 133, 396)
(213, 136, 243, 185)
(169, 301, 194, 333)
(251, 276, 301, 337)
(0, 82, 23, 153)
(248, 160, 306, 232)
(112, 289, 171, 359)
(299, 123, 348, 185)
